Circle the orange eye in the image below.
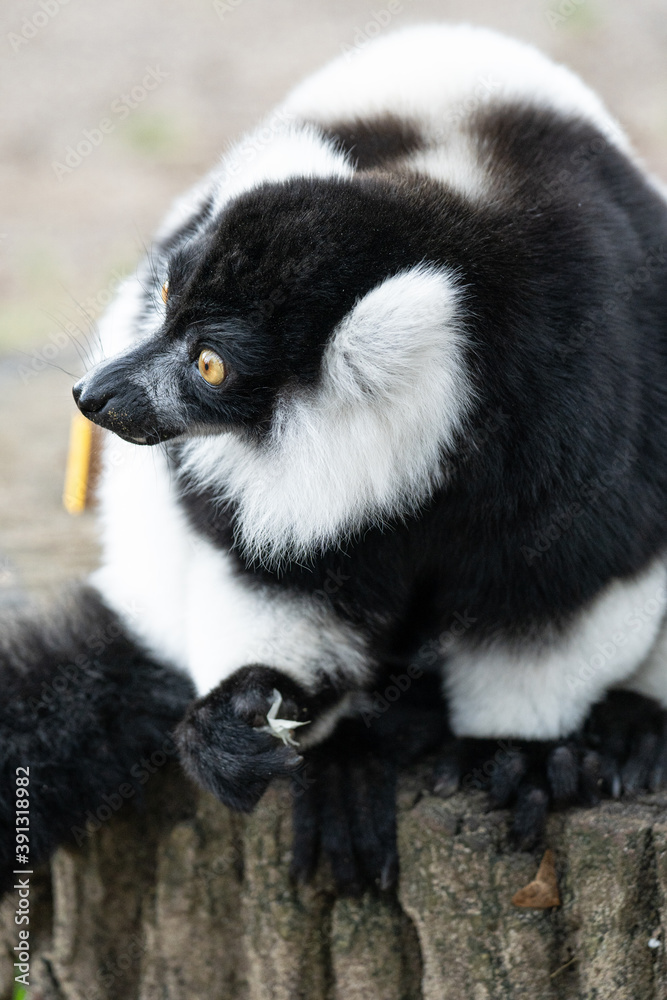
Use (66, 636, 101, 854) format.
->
(161, 280, 169, 304)
(198, 349, 226, 386)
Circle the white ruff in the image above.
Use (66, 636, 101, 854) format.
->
(179, 265, 472, 565)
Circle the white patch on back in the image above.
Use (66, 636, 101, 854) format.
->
(210, 118, 353, 215)
(282, 23, 627, 152)
(179, 264, 472, 565)
(444, 560, 667, 740)
(278, 23, 628, 202)
(405, 141, 489, 202)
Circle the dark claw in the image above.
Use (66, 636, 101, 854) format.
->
(319, 759, 363, 895)
(290, 766, 321, 885)
(650, 738, 667, 791)
(622, 732, 659, 793)
(579, 750, 602, 806)
(289, 668, 447, 895)
(290, 733, 399, 896)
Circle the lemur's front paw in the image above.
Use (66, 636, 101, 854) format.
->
(434, 736, 601, 850)
(175, 666, 312, 812)
(586, 690, 667, 797)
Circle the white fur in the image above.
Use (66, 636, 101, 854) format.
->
(444, 561, 667, 740)
(179, 265, 472, 565)
(92, 428, 371, 697)
(277, 23, 629, 203)
(91, 437, 191, 672)
(282, 23, 627, 151)
(617, 580, 667, 705)
(210, 118, 353, 216)
(91, 276, 373, 693)
(184, 540, 370, 694)
(405, 141, 491, 202)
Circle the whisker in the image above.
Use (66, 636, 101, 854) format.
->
(39, 310, 92, 372)
(56, 283, 103, 363)
(11, 347, 78, 379)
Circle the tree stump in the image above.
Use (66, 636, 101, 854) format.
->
(2, 762, 667, 1000)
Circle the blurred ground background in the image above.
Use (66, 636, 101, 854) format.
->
(1, 0, 667, 603)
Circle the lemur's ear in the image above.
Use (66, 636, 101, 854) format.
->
(323, 264, 469, 418)
(304, 263, 474, 516)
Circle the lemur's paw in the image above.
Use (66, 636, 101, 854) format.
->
(433, 736, 601, 850)
(175, 666, 312, 812)
(289, 670, 448, 895)
(585, 691, 667, 797)
(289, 719, 398, 897)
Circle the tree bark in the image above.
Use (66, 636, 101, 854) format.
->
(2, 762, 667, 1000)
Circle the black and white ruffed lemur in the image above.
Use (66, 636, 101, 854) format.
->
(3, 23, 667, 895)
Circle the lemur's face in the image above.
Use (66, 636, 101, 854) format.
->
(72, 177, 418, 445)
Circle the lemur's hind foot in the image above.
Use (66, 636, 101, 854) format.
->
(434, 735, 602, 850)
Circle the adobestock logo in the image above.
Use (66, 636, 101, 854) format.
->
(8, 0, 72, 54)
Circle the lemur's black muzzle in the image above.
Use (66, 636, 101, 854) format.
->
(73, 350, 178, 445)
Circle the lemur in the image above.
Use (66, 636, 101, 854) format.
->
(2, 23, 667, 896)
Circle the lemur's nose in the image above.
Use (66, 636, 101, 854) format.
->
(72, 378, 110, 414)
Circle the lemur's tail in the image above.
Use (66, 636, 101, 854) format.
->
(0, 584, 194, 896)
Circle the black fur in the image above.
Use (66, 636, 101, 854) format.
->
(0, 586, 194, 894)
(290, 669, 449, 894)
(138, 106, 667, 860)
(174, 664, 448, 893)
(586, 690, 667, 796)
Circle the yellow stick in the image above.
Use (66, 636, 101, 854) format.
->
(63, 410, 94, 515)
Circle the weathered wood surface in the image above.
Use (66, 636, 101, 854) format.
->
(2, 763, 667, 1000)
